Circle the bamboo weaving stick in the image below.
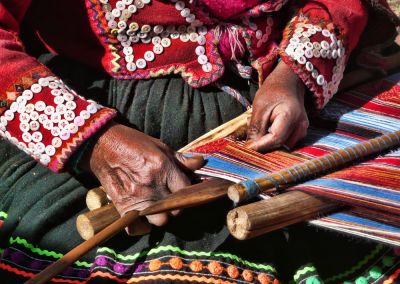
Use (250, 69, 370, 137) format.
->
(227, 191, 342, 240)
(228, 130, 400, 203)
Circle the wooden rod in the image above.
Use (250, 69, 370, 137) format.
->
(25, 179, 232, 284)
(228, 130, 400, 203)
(86, 186, 108, 210)
(227, 191, 341, 240)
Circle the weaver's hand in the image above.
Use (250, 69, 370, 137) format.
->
(247, 61, 308, 152)
(82, 122, 204, 226)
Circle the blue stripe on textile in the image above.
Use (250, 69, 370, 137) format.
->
(329, 212, 400, 232)
(339, 111, 400, 133)
(303, 179, 400, 202)
(204, 157, 266, 180)
(306, 130, 362, 149)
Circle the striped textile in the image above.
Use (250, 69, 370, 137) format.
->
(191, 72, 400, 246)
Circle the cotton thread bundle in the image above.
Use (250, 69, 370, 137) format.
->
(227, 130, 400, 203)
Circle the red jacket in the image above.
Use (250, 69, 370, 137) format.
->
(0, 0, 398, 172)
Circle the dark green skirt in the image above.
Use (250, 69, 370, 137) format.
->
(0, 55, 398, 284)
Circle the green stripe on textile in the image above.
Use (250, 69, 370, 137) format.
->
(293, 266, 317, 282)
(0, 211, 8, 219)
(9, 237, 91, 268)
(97, 245, 276, 272)
(324, 244, 384, 283)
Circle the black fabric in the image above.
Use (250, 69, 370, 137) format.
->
(0, 55, 386, 283)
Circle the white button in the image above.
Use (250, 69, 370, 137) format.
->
(161, 38, 171, 47)
(51, 113, 61, 123)
(80, 110, 90, 120)
(175, 1, 185, 10)
(189, 32, 198, 42)
(87, 104, 98, 114)
(51, 127, 61, 137)
(321, 41, 330, 50)
(151, 36, 161, 45)
(48, 82, 59, 89)
(290, 37, 300, 44)
(20, 113, 30, 123)
(123, 0, 133, 5)
(43, 120, 53, 130)
(112, 9, 121, 17)
(45, 145, 56, 156)
(316, 75, 325, 86)
(304, 49, 313, 58)
(130, 35, 139, 43)
(34, 101, 46, 112)
(125, 54, 134, 63)
(51, 89, 61, 96)
(197, 54, 208, 65)
(322, 29, 331, 37)
(10, 102, 18, 112)
(338, 47, 344, 58)
(123, 46, 133, 56)
(74, 116, 85, 127)
(135, 58, 146, 69)
(60, 130, 70, 141)
(31, 84, 42, 94)
(143, 0, 150, 3)
(186, 14, 196, 23)
(4, 110, 15, 121)
(195, 45, 205, 56)
(63, 93, 74, 102)
(197, 35, 206, 45)
(30, 121, 40, 131)
(24, 104, 34, 114)
(30, 111, 39, 121)
(16, 96, 26, 106)
(179, 33, 190, 42)
(40, 154, 51, 165)
(202, 62, 212, 73)
(134, 0, 144, 8)
(180, 8, 190, 17)
(52, 137, 62, 148)
(20, 122, 30, 132)
(68, 123, 79, 134)
(32, 131, 43, 142)
(141, 24, 151, 33)
(126, 62, 137, 72)
(153, 44, 164, 55)
(22, 132, 32, 143)
(127, 4, 137, 13)
(170, 32, 179, 39)
(306, 61, 314, 71)
(54, 96, 65, 105)
(320, 49, 328, 58)
(16, 104, 25, 114)
(56, 104, 67, 115)
(313, 49, 321, 58)
(116, 1, 125, 10)
(144, 51, 155, 61)
(38, 114, 47, 124)
(64, 110, 76, 121)
(44, 106, 55, 115)
(118, 34, 128, 42)
(38, 78, 49, 87)
(35, 142, 45, 154)
(108, 20, 117, 29)
(296, 56, 306, 65)
(22, 90, 34, 100)
(153, 25, 164, 34)
(59, 119, 69, 130)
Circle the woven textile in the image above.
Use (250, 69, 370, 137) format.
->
(191, 72, 400, 246)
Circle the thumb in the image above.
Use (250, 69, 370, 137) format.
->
(174, 153, 205, 171)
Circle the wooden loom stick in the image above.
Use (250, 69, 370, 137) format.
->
(25, 179, 232, 284)
(86, 186, 108, 210)
(228, 130, 400, 203)
(227, 191, 341, 240)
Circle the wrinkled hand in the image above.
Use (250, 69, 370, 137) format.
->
(82, 122, 204, 226)
(247, 61, 309, 152)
